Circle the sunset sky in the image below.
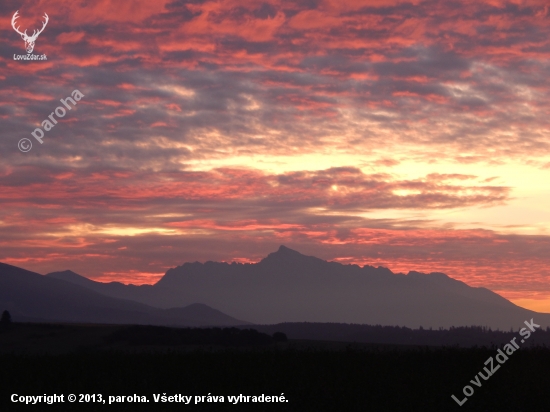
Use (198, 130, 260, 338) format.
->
(2, 0, 550, 311)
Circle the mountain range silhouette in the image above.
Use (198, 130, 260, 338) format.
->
(0, 261, 247, 326)
(35, 245, 550, 330)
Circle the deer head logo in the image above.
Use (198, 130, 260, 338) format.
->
(11, 11, 49, 54)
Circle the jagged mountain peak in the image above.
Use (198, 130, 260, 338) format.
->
(260, 245, 321, 265)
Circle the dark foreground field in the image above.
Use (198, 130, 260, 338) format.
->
(1, 323, 550, 411)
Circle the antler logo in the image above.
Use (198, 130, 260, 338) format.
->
(11, 10, 49, 54)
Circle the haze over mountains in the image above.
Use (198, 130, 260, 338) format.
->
(46, 246, 550, 330)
